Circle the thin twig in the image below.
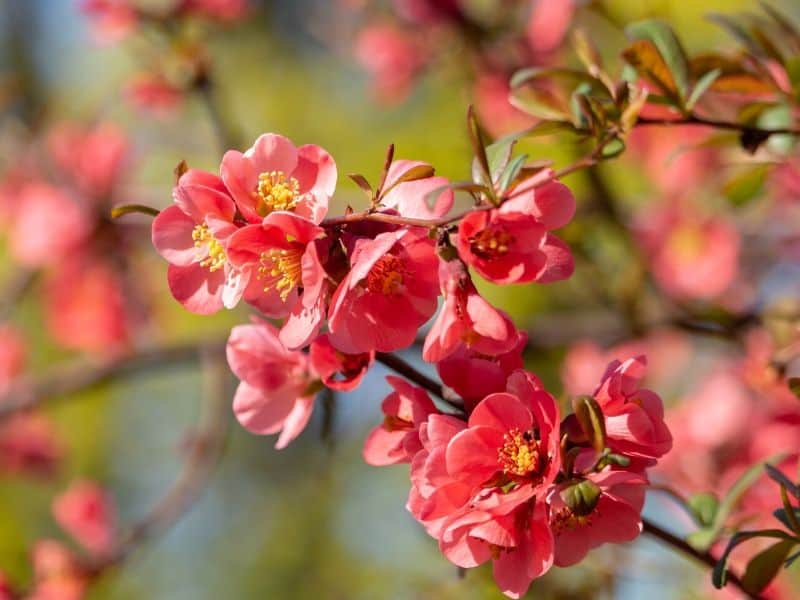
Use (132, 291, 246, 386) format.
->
(637, 115, 800, 137)
(642, 518, 765, 600)
(374, 352, 464, 413)
(0, 338, 226, 420)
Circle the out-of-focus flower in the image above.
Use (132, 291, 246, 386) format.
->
(227, 319, 319, 449)
(81, 0, 138, 43)
(0, 414, 61, 477)
(125, 72, 185, 115)
(0, 325, 25, 396)
(179, 0, 249, 21)
(474, 72, 536, 138)
(526, 0, 574, 55)
(635, 202, 740, 301)
(52, 480, 116, 555)
(355, 23, 425, 104)
(29, 540, 87, 600)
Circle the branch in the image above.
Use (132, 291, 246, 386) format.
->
(374, 352, 464, 413)
(0, 338, 226, 420)
(636, 115, 800, 137)
(642, 518, 766, 600)
(82, 346, 230, 577)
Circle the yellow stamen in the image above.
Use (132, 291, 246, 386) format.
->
(550, 507, 595, 533)
(497, 428, 542, 477)
(366, 255, 405, 295)
(255, 171, 300, 216)
(258, 247, 302, 301)
(192, 224, 226, 272)
(470, 227, 512, 259)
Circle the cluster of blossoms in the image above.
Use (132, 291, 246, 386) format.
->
(350, 0, 575, 136)
(81, 0, 249, 115)
(151, 131, 673, 596)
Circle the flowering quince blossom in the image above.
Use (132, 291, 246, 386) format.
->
(456, 170, 575, 284)
(548, 468, 647, 567)
(29, 540, 87, 600)
(309, 334, 374, 392)
(592, 356, 673, 466)
(363, 376, 438, 466)
(220, 133, 336, 225)
(327, 227, 439, 354)
(152, 169, 243, 315)
(423, 259, 517, 362)
(0, 325, 25, 396)
(52, 480, 116, 555)
(355, 24, 425, 105)
(227, 319, 320, 449)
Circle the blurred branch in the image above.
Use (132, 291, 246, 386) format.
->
(637, 115, 800, 137)
(83, 346, 231, 578)
(374, 352, 463, 413)
(0, 269, 37, 321)
(0, 338, 226, 420)
(642, 518, 765, 600)
(196, 75, 240, 151)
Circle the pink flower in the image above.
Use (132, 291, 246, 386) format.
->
(635, 203, 740, 301)
(29, 540, 87, 600)
(309, 334, 373, 391)
(436, 332, 527, 410)
(0, 571, 13, 600)
(179, 0, 249, 21)
(379, 159, 453, 219)
(124, 73, 185, 115)
(457, 172, 575, 284)
(47, 122, 129, 201)
(152, 169, 243, 315)
(227, 319, 319, 449)
(52, 481, 116, 555)
(44, 256, 130, 354)
(220, 133, 336, 225)
(0, 414, 61, 477)
(355, 24, 424, 104)
(526, 0, 574, 55)
(0, 325, 25, 396)
(474, 72, 536, 138)
(423, 259, 517, 363)
(8, 184, 92, 268)
(362, 375, 438, 466)
(327, 228, 439, 353)
(548, 469, 647, 567)
(227, 212, 327, 349)
(593, 356, 672, 465)
(81, 0, 138, 43)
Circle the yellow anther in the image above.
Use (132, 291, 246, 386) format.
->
(470, 227, 513, 259)
(497, 428, 542, 477)
(255, 171, 300, 216)
(192, 224, 226, 272)
(366, 255, 405, 295)
(258, 247, 302, 301)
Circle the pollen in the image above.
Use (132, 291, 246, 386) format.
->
(366, 255, 405, 295)
(497, 428, 542, 477)
(469, 226, 512, 259)
(258, 247, 302, 301)
(550, 507, 594, 533)
(192, 224, 227, 272)
(255, 171, 300, 216)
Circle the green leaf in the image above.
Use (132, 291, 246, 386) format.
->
(741, 539, 798, 594)
(687, 68, 722, 110)
(723, 164, 769, 206)
(467, 106, 492, 194)
(572, 395, 606, 453)
(625, 20, 691, 101)
(687, 492, 720, 528)
(690, 455, 786, 551)
(510, 68, 603, 123)
(110, 204, 160, 219)
(496, 154, 528, 196)
(713, 529, 796, 589)
(600, 138, 626, 159)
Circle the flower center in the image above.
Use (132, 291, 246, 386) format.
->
(550, 507, 594, 533)
(256, 171, 300, 216)
(192, 224, 226, 272)
(366, 255, 405, 295)
(469, 226, 512, 259)
(258, 247, 302, 301)
(497, 428, 542, 477)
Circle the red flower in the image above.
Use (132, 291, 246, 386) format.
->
(327, 228, 439, 353)
(309, 334, 374, 392)
(363, 376, 438, 466)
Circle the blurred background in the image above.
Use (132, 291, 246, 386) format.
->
(1, 0, 799, 598)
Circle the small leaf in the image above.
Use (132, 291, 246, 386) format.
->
(766, 464, 800, 499)
(723, 164, 768, 206)
(510, 68, 603, 123)
(622, 40, 680, 100)
(785, 548, 800, 568)
(379, 164, 435, 199)
(687, 68, 722, 110)
(110, 204, 160, 219)
(787, 377, 800, 401)
(740, 129, 773, 154)
(467, 106, 492, 194)
(773, 508, 800, 531)
(572, 395, 606, 453)
(496, 154, 528, 196)
(711, 73, 776, 95)
(741, 539, 798, 594)
(760, 2, 800, 50)
(375, 143, 395, 197)
(625, 20, 691, 101)
(600, 138, 625, 159)
(174, 159, 189, 183)
(687, 492, 720, 528)
(713, 529, 796, 589)
(348, 173, 373, 199)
